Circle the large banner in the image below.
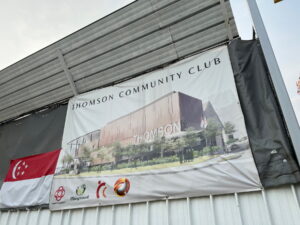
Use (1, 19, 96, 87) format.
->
(50, 46, 261, 210)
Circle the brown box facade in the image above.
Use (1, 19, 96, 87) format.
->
(99, 92, 204, 147)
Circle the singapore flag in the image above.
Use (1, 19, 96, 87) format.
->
(0, 149, 60, 208)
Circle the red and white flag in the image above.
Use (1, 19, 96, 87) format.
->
(0, 149, 61, 208)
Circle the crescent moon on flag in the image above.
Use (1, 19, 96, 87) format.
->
(12, 160, 22, 179)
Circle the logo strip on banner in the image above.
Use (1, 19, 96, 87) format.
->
(50, 46, 262, 210)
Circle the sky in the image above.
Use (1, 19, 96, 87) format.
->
(230, 0, 300, 123)
(0, 0, 134, 70)
(0, 0, 299, 122)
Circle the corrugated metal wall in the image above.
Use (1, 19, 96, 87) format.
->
(0, 0, 237, 123)
(1, 2, 300, 224)
(1, 185, 300, 225)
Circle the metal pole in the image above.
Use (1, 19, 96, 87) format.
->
(219, 0, 233, 39)
(245, 0, 300, 164)
(57, 49, 79, 96)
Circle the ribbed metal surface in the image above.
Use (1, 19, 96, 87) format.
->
(1, 185, 300, 225)
(0, 0, 238, 123)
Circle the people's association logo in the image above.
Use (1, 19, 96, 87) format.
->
(76, 184, 86, 196)
(114, 178, 130, 197)
(54, 186, 65, 201)
(12, 160, 29, 179)
(96, 181, 107, 199)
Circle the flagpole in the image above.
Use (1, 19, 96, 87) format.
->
(245, 0, 300, 164)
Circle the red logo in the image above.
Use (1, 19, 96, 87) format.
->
(54, 186, 65, 201)
(96, 181, 107, 199)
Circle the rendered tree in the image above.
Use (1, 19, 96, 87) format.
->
(160, 136, 166, 158)
(183, 127, 198, 148)
(123, 145, 137, 166)
(62, 153, 73, 165)
(139, 141, 150, 161)
(203, 119, 220, 147)
(112, 141, 122, 163)
(97, 149, 106, 163)
(128, 145, 139, 167)
(152, 137, 162, 156)
(224, 122, 236, 135)
(82, 146, 92, 160)
(173, 137, 186, 163)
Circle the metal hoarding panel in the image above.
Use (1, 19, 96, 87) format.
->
(0, 0, 238, 123)
(0, 86, 72, 122)
(0, 58, 62, 99)
(74, 44, 179, 93)
(0, 73, 67, 111)
(1, 185, 300, 225)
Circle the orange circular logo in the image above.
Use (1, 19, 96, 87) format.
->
(114, 178, 130, 197)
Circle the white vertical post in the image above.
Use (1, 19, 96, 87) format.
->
(146, 201, 150, 225)
(261, 189, 273, 225)
(128, 203, 132, 225)
(47, 211, 53, 225)
(80, 208, 85, 225)
(209, 195, 217, 225)
(291, 185, 300, 212)
(35, 209, 41, 225)
(234, 193, 244, 225)
(14, 210, 20, 225)
(186, 197, 192, 225)
(111, 205, 115, 225)
(4, 211, 11, 225)
(66, 210, 71, 225)
(95, 207, 100, 225)
(59, 210, 64, 225)
(166, 199, 170, 225)
(245, 0, 300, 164)
(25, 210, 30, 225)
